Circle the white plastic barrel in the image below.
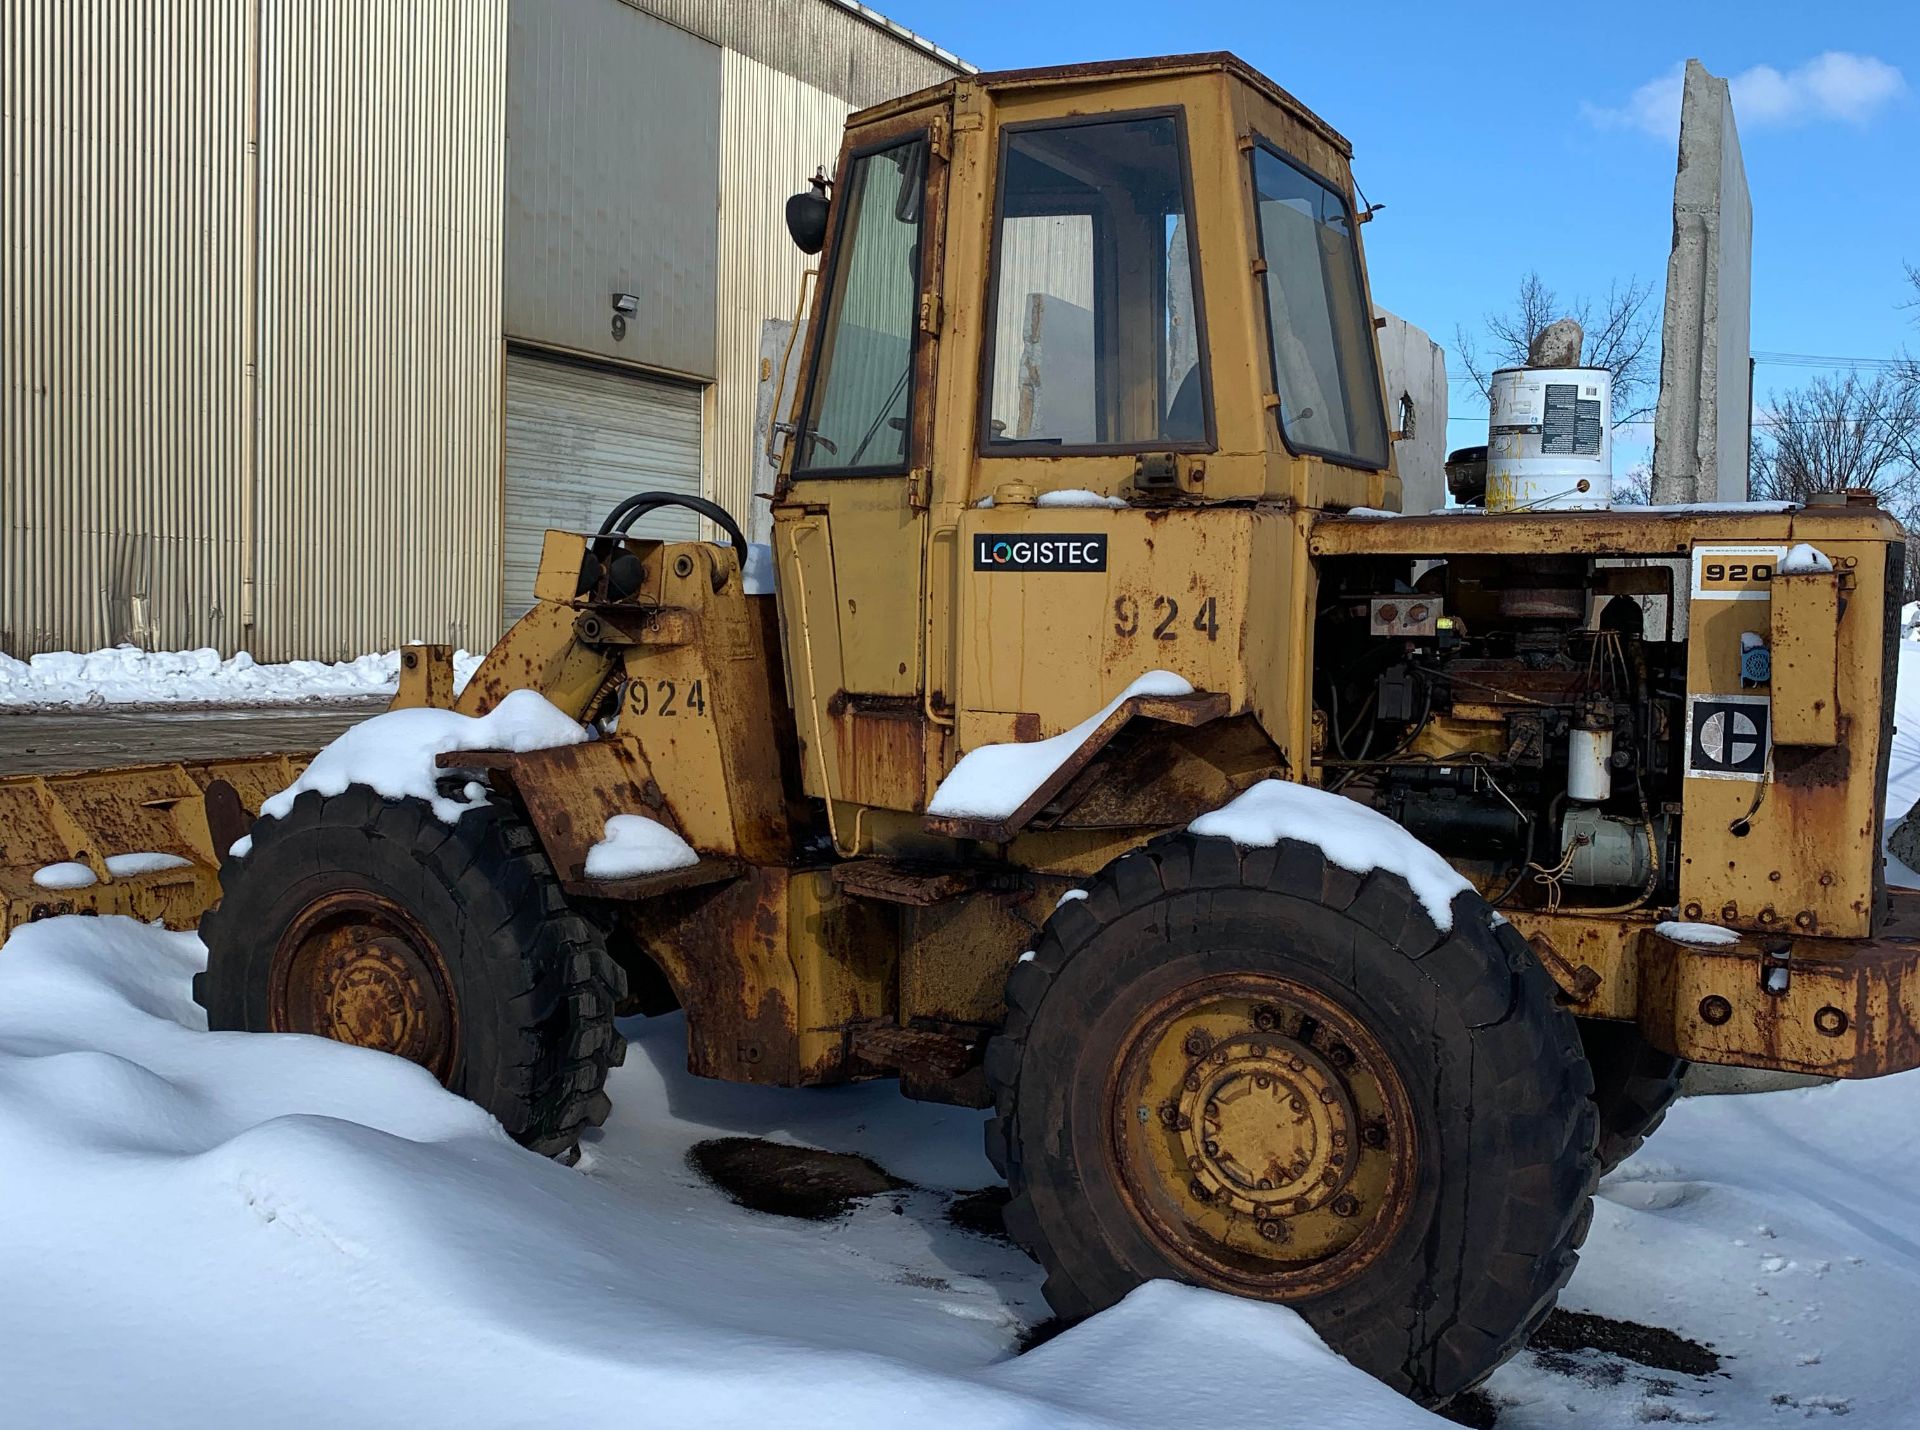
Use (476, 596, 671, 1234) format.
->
(1485, 367, 1612, 511)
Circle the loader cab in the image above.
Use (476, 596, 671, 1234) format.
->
(771, 55, 1399, 840)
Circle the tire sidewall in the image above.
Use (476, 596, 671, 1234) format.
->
(1021, 883, 1464, 1332)
(203, 788, 540, 1127)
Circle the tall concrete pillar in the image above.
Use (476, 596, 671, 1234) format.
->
(1652, 60, 1753, 505)
(1374, 308, 1449, 514)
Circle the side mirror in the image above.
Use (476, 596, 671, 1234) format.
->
(785, 167, 832, 255)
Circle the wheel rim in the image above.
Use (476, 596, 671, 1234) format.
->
(268, 890, 460, 1084)
(1107, 972, 1418, 1297)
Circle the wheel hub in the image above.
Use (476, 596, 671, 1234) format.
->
(269, 891, 459, 1084)
(1178, 1035, 1357, 1216)
(1111, 974, 1415, 1296)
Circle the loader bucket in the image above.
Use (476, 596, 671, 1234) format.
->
(0, 755, 307, 947)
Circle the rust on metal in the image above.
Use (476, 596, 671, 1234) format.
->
(1638, 912, 1920, 1077)
(923, 691, 1231, 842)
(833, 859, 981, 906)
(0, 753, 308, 949)
(1105, 972, 1418, 1299)
(268, 889, 460, 1083)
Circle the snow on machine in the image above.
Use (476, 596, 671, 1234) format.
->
(4, 52, 1917, 1410)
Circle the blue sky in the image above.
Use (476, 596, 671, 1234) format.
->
(877, 0, 1918, 463)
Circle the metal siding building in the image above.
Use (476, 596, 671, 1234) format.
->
(1, 0, 964, 660)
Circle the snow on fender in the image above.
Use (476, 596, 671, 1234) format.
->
(257, 688, 592, 826)
(1189, 778, 1474, 931)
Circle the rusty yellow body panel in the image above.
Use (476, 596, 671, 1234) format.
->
(0, 755, 306, 944)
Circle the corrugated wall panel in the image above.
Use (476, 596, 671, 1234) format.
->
(252, 0, 506, 660)
(2, 0, 254, 655)
(712, 50, 852, 524)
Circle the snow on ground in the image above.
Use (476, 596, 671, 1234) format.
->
(0, 918, 1440, 1430)
(0, 645, 485, 711)
(3, 916, 1919, 1428)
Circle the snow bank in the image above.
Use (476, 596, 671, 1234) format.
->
(0, 644, 485, 711)
(584, 814, 700, 878)
(0, 914, 1446, 1429)
(927, 672, 1196, 821)
(1189, 779, 1473, 930)
(1341, 506, 1401, 519)
(258, 688, 589, 825)
(1779, 542, 1834, 574)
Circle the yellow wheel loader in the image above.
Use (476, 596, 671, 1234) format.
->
(7, 52, 1919, 1408)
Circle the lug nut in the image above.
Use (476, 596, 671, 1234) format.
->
(1258, 1219, 1287, 1242)
(1204, 1140, 1220, 1156)
(1159, 1104, 1181, 1128)
(1188, 1180, 1212, 1202)
(1289, 1095, 1307, 1114)
(1253, 1007, 1277, 1031)
(1362, 1124, 1387, 1149)
(1331, 1194, 1360, 1218)
(1184, 1030, 1211, 1056)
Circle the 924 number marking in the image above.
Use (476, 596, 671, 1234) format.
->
(629, 678, 706, 717)
(1114, 594, 1218, 642)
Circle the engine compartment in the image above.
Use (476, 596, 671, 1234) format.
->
(1314, 553, 1690, 915)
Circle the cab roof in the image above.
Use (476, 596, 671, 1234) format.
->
(851, 51, 1355, 160)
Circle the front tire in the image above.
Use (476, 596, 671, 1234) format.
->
(984, 834, 1598, 1405)
(1580, 1019, 1686, 1174)
(196, 784, 626, 1160)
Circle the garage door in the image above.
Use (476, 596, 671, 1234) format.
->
(503, 350, 704, 624)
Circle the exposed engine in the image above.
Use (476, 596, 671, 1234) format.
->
(1315, 553, 1686, 912)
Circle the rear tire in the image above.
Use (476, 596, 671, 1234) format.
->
(1580, 1019, 1686, 1175)
(196, 784, 626, 1160)
(984, 833, 1598, 1405)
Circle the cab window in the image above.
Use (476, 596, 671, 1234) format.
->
(1250, 145, 1388, 468)
(983, 112, 1208, 452)
(795, 136, 929, 475)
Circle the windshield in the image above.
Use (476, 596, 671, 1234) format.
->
(983, 112, 1208, 451)
(1250, 146, 1387, 469)
(794, 135, 929, 475)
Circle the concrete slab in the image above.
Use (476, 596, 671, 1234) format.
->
(0, 702, 377, 777)
(1652, 60, 1753, 505)
(1374, 307, 1449, 513)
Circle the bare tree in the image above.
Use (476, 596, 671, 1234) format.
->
(1612, 461, 1654, 505)
(1455, 271, 1661, 424)
(1749, 372, 1920, 511)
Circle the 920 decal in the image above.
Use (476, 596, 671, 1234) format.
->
(1692, 544, 1785, 601)
(972, 533, 1107, 572)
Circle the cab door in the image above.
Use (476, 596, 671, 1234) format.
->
(773, 114, 946, 818)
